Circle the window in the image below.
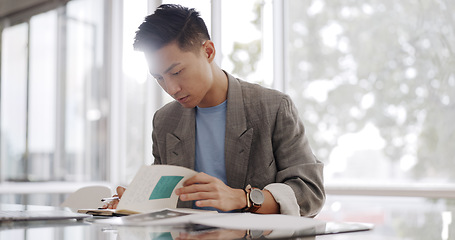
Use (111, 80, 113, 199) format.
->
(1, 22, 29, 181)
(220, 0, 274, 87)
(28, 10, 58, 181)
(284, 0, 455, 186)
(121, 0, 150, 183)
(1, 0, 108, 186)
(64, 0, 108, 181)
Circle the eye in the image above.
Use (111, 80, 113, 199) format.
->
(172, 69, 182, 76)
(154, 75, 164, 81)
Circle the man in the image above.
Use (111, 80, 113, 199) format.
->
(108, 4, 325, 216)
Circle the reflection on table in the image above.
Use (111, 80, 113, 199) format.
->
(315, 195, 455, 239)
(2, 195, 454, 239)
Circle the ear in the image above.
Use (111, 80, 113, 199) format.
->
(203, 40, 216, 63)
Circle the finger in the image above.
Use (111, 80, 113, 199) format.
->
(106, 199, 119, 209)
(116, 186, 126, 198)
(177, 183, 215, 194)
(183, 172, 214, 186)
(194, 199, 218, 208)
(111, 200, 119, 209)
(179, 191, 218, 201)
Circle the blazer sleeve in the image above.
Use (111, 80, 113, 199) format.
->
(272, 95, 325, 217)
(152, 112, 162, 165)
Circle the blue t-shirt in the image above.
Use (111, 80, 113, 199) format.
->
(194, 100, 227, 211)
(195, 100, 227, 183)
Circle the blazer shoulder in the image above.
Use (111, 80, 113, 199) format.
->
(153, 101, 184, 125)
(238, 79, 289, 108)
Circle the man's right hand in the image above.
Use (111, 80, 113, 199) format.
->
(102, 186, 126, 209)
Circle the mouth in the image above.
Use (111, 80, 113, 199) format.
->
(177, 95, 189, 103)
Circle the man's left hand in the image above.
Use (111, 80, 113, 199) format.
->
(175, 172, 246, 212)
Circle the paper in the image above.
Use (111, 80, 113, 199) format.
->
(114, 165, 197, 214)
(79, 165, 197, 216)
(97, 211, 325, 232)
(98, 214, 373, 239)
(115, 226, 180, 240)
(191, 213, 326, 231)
(95, 208, 216, 226)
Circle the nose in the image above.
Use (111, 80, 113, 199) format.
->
(163, 77, 181, 96)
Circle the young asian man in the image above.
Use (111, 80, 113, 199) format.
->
(106, 4, 325, 217)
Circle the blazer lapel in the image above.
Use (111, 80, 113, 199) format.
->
(225, 73, 253, 189)
(166, 107, 196, 170)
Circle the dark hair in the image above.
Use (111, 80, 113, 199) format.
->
(133, 4, 210, 53)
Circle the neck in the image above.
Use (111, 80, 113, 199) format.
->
(198, 64, 228, 108)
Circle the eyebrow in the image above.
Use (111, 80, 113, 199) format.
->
(163, 62, 181, 74)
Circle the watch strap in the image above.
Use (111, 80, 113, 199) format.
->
(240, 187, 251, 212)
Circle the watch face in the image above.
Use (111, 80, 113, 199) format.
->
(250, 189, 264, 205)
(250, 229, 264, 238)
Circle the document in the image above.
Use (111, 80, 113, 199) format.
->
(95, 211, 330, 238)
(78, 164, 198, 216)
(191, 213, 325, 230)
(96, 212, 372, 239)
(94, 208, 216, 226)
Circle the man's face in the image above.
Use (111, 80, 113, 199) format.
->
(146, 42, 214, 108)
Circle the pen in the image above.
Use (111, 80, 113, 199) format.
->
(101, 197, 120, 202)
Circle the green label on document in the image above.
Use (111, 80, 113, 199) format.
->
(149, 176, 184, 200)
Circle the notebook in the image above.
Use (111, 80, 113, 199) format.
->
(0, 210, 90, 222)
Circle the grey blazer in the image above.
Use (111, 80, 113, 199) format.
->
(151, 72, 325, 216)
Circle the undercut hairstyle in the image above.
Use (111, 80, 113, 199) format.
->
(133, 4, 211, 53)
